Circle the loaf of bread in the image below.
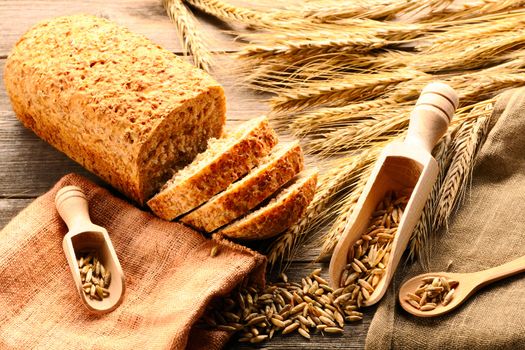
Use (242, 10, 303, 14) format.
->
(181, 141, 304, 232)
(4, 15, 226, 204)
(218, 169, 318, 240)
(148, 116, 278, 220)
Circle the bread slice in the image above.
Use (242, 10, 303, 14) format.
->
(147, 116, 278, 220)
(218, 169, 318, 240)
(181, 141, 304, 232)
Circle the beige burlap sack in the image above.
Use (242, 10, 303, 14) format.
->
(0, 174, 265, 349)
(366, 88, 525, 349)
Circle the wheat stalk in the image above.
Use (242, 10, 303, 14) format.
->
(454, 73, 525, 103)
(164, 0, 213, 70)
(420, 12, 525, 50)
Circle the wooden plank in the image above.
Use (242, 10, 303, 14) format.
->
(0, 55, 269, 197)
(0, 198, 34, 227)
(0, 0, 240, 57)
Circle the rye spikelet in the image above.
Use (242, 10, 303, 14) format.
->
(164, 0, 213, 70)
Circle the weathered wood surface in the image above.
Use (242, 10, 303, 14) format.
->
(0, 2, 372, 349)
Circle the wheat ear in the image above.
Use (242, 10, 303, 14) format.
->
(164, 0, 213, 71)
(301, 0, 451, 22)
(184, 0, 268, 26)
(433, 104, 494, 229)
(270, 69, 421, 111)
(237, 36, 386, 65)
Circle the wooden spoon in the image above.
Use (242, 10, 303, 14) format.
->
(399, 255, 525, 317)
(329, 82, 459, 307)
(55, 186, 125, 313)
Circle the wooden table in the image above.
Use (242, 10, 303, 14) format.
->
(0, 1, 374, 348)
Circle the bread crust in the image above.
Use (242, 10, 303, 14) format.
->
(4, 15, 226, 204)
(147, 117, 278, 220)
(218, 170, 318, 240)
(181, 142, 304, 232)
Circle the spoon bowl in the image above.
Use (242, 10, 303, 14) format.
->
(56, 186, 125, 314)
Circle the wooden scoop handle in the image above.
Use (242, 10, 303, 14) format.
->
(405, 82, 459, 154)
(55, 186, 94, 233)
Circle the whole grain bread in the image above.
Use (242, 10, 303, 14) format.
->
(147, 116, 278, 220)
(3, 15, 226, 204)
(218, 169, 318, 240)
(181, 141, 304, 232)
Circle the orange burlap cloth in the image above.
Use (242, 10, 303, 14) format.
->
(0, 174, 265, 349)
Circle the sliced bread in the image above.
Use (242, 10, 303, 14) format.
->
(181, 141, 305, 232)
(147, 116, 278, 220)
(218, 169, 318, 240)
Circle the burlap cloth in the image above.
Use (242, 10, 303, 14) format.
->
(366, 88, 525, 349)
(0, 174, 265, 349)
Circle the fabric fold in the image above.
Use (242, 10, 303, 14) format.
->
(0, 174, 265, 349)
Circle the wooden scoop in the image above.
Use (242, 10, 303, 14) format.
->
(399, 254, 525, 317)
(329, 82, 459, 306)
(55, 186, 125, 313)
